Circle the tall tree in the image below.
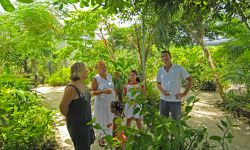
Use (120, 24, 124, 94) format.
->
(146, 0, 228, 100)
(0, 4, 62, 80)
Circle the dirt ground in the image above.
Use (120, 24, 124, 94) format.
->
(34, 86, 250, 150)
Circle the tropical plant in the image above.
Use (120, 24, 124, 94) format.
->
(91, 82, 234, 149)
(212, 20, 250, 111)
(0, 86, 57, 150)
(0, 4, 63, 81)
(45, 68, 70, 86)
(0, 75, 35, 90)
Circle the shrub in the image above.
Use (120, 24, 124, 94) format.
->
(0, 87, 56, 150)
(95, 82, 234, 149)
(45, 68, 70, 86)
(200, 80, 217, 91)
(223, 90, 250, 111)
(0, 75, 35, 91)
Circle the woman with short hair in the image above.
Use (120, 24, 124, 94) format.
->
(59, 62, 93, 150)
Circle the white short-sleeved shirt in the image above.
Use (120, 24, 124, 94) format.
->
(156, 64, 190, 102)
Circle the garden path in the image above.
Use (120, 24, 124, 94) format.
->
(34, 86, 250, 150)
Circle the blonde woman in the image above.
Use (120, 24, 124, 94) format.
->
(59, 62, 94, 150)
(91, 61, 116, 146)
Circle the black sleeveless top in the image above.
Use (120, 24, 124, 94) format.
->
(67, 85, 92, 126)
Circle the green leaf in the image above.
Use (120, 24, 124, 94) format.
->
(185, 106, 192, 114)
(143, 134, 152, 143)
(216, 124, 224, 132)
(104, 135, 113, 143)
(87, 118, 96, 126)
(220, 120, 228, 128)
(90, 0, 95, 6)
(133, 107, 140, 115)
(246, 103, 250, 110)
(59, 3, 63, 10)
(114, 117, 122, 125)
(17, 0, 34, 3)
(186, 96, 195, 105)
(0, 0, 15, 12)
(93, 123, 102, 129)
(67, 0, 79, 3)
(197, 133, 205, 143)
(225, 132, 234, 139)
(80, 0, 84, 8)
(225, 133, 234, 143)
(0, 117, 7, 126)
(209, 136, 222, 142)
(96, 0, 103, 4)
(80, 0, 89, 7)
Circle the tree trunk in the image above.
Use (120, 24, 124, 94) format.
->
(134, 26, 143, 70)
(201, 43, 225, 101)
(31, 59, 39, 82)
(48, 61, 53, 75)
(185, 26, 225, 101)
(22, 59, 29, 74)
(141, 15, 146, 82)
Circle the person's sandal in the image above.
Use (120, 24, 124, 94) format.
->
(98, 138, 105, 147)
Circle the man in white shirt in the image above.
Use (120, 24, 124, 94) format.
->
(157, 50, 193, 120)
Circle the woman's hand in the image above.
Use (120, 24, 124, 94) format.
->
(103, 89, 112, 94)
(106, 123, 112, 128)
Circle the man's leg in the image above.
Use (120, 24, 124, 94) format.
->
(170, 102, 181, 120)
(160, 100, 170, 117)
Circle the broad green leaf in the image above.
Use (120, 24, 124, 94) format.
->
(93, 123, 102, 129)
(87, 117, 96, 125)
(17, 0, 34, 3)
(96, 0, 103, 4)
(80, 0, 85, 8)
(209, 136, 222, 142)
(143, 134, 152, 143)
(0, 0, 15, 12)
(133, 107, 140, 115)
(216, 124, 224, 132)
(185, 106, 192, 114)
(220, 120, 228, 128)
(59, 3, 63, 10)
(80, 0, 89, 8)
(197, 133, 205, 143)
(0, 117, 6, 126)
(104, 135, 113, 143)
(114, 117, 122, 124)
(225, 133, 234, 143)
(186, 96, 195, 105)
(67, 0, 79, 3)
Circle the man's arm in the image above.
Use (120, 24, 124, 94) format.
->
(183, 76, 193, 95)
(175, 76, 193, 99)
(157, 82, 163, 92)
(157, 82, 170, 96)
